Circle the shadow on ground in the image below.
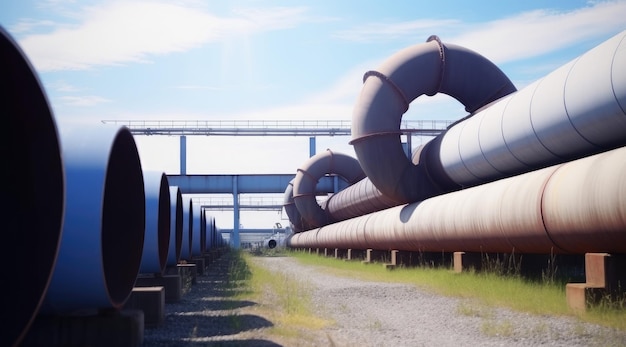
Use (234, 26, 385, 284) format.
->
(143, 251, 283, 346)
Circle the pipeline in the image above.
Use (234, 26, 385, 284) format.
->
(439, 29, 626, 187)
(1, 26, 65, 347)
(352, 31, 626, 205)
(181, 195, 193, 260)
(191, 201, 204, 256)
(350, 35, 517, 204)
(139, 171, 171, 274)
(166, 185, 183, 267)
(286, 143, 431, 230)
(292, 149, 366, 228)
(283, 179, 315, 232)
(40, 123, 145, 314)
(288, 144, 626, 254)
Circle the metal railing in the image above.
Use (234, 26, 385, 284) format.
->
(101, 119, 454, 137)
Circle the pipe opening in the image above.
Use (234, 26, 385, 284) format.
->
(102, 128, 145, 308)
(157, 174, 171, 271)
(1, 26, 64, 347)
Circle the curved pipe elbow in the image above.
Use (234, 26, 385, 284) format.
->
(351, 35, 516, 203)
(292, 149, 365, 228)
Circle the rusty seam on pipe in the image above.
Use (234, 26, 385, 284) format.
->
(296, 167, 318, 183)
(538, 164, 569, 253)
(426, 35, 446, 96)
(349, 131, 404, 145)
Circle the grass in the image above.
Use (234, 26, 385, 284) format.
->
(226, 249, 332, 340)
(287, 249, 626, 332)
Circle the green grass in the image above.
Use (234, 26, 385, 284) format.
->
(287, 250, 626, 331)
(226, 250, 332, 339)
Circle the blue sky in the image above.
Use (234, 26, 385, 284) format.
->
(2, 0, 625, 228)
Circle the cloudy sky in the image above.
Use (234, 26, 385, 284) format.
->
(2, 0, 624, 228)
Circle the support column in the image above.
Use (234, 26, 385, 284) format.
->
(179, 135, 187, 175)
(232, 175, 240, 249)
(309, 137, 316, 157)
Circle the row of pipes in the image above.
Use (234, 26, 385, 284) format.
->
(1, 27, 226, 347)
(284, 30, 626, 255)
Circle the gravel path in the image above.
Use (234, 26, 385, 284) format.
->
(143, 252, 626, 346)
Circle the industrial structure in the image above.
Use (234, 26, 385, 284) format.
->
(3, 20, 626, 347)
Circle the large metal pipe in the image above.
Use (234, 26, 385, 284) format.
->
(181, 195, 193, 260)
(293, 149, 366, 228)
(191, 201, 204, 256)
(287, 143, 428, 230)
(166, 185, 183, 267)
(283, 179, 314, 233)
(440, 29, 626, 187)
(204, 212, 216, 250)
(139, 171, 171, 274)
(351, 35, 517, 204)
(41, 124, 145, 314)
(1, 26, 64, 347)
(288, 144, 626, 254)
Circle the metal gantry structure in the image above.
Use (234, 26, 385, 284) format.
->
(101, 119, 452, 247)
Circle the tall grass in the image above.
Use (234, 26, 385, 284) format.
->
(288, 250, 626, 331)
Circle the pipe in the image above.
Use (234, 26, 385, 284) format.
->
(288, 144, 626, 254)
(181, 195, 193, 260)
(1, 26, 64, 347)
(440, 29, 626, 187)
(287, 143, 429, 230)
(139, 171, 171, 274)
(204, 212, 216, 250)
(41, 124, 145, 314)
(293, 149, 366, 228)
(191, 201, 204, 256)
(166, 186, 183, 267)
(282, 179, 315, 232)
(321, 177, 398, 223)
(351, 35, 517, 204)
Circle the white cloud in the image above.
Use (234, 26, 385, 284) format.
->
(16, 1, 314, 71)
(47, 79, 81, 92)
(58, 95, 111, 106)
(334, 1, 626, 64)
(450, 1, 626, 64)
(333, 19, 460, 43)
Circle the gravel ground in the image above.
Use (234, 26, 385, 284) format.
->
(143, 251, 626, 347)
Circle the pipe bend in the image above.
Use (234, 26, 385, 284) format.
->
(351, 36, 516, 203)
(293, 150, 365, 228)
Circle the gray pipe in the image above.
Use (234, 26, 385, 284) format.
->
(440, 29, 626, 187)
(351, 35, 517, 204)
(1, 26, 64, 347)
(167, 186, 183, 267)
(139, 170, 171, 274)
(283, 179, 315, 232)
(191, 201, 204, 256)
(289, 144, 626, 254)
(293, 149, 365, 228)
(181, 195, 193, 260)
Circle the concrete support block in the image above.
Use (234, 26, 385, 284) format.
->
(124, 287, 165, 328)
(566, 253, 626, 311)
(362, 249, 389, 264)
(453, 251, 482, 273)
(334, 248, 348, 259)
(383, 250, 399, 270)
(191, 257, 206, 276)
(135, 274, 182, 303)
